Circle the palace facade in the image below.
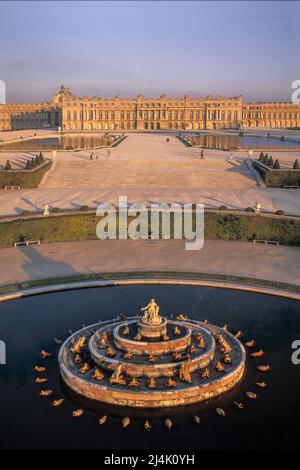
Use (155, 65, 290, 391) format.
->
(1, 85, 300, 132)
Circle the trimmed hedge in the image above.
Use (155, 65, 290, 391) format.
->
(0, 161, 52, 188)
(0, 211, 299, 247)
(253, 161, 300, 188)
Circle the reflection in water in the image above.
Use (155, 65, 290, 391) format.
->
(0, 134, 118, 151)
(185, 133, 300, 149)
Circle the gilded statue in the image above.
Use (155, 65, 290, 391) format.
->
(179, 358, 192, 383)
(141, 299, 162, 325)
(217, 334, 232, 353)
(99, 331, 109, 349)
(109, 364, 127, 385)
(71, 336, 86, 354)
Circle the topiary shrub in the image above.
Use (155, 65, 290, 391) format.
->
(293, 159, 299, 170)
(263, 154, 269, 165)
(275, 209, 285, 215)
(51, 207, 61, 213)
(245, 207, 255, 212)
(274, 159, 280, 169)
(259, 151, 264, 161)
(80, 205, 91, 211)
(25, 160, 31, 170)
(5, 160, 12, 170)
(219, 205, 228, 211)
(268, 156, 274, 167)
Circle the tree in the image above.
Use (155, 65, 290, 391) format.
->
(5, 160, 11, 170)
(263, 154, 269, 165)
(274, 158, 280, 169)
(39, 151, 44, 162)
(259, 151, 264, 161)
(31, 158, 36, 168)
(268, 156, 274, 167)
(293, 159, 300, 170)
(25, 160, 31, 170)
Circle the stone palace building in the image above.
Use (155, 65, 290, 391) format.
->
(1, 85, 300, 131)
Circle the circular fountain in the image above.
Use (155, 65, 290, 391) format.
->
(58, 299, 246, 408)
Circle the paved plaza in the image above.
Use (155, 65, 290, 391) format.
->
(0, 131, 300, 216)
(0, 239, 299, 288)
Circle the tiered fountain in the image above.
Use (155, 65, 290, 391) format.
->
(59, 299, 246, 408)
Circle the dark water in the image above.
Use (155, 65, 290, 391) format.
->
(0, 134, 117, 151)
(0, 284, 299, 450)
(185, 133, 300, 149)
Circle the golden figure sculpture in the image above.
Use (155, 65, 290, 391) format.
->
(39, 390, 52, 397)
(122, 325, 130, 336)
(162, 333, 169, 341)
(79, 363, 90, 374)
(109, 365, 127, 385)
(34, 366, 46, 372)
(257, 365, 271, 372)
(256, 381, 267, 388)
(134, 332, 143, 341)
(172, 352, 182, 361)
(35, 377, 47, 383)
(106, 347, 116, 358)
(246, 391, 257, 399)
(128, 377, 139, 388)
(165, 377, 177, 388)
(52, 399, 64, 407)
(217, 334, 232, 353)
(122, 417, 131, 428)
(148, 378, 157, 389)
(216, 361, 224, 372)
(144, 420, 152, 431)
(40, 350, 52, 358)
(71, 336, 86, 354)
(72, 409, 84, 417)
(189, 345, 196, 354)
(123, 351, 133, 360)
(179, 359, 192, 383)
(177, 314, 187, 321)
(200, 368, 210, 379)
(99, 415, 107, 425)
(74, 354, 81, 364)
(92, 368, 105, 381)
(223, 354, 232, 364)
(165, 418, 173, 430)
(251, 350, 264, 358)
(234, 401, 244, 410)
(100, 332, 109, 349)
(141, 299, 162, 325)
(174, 326, 181, 335)
(148, 355, 156, 363)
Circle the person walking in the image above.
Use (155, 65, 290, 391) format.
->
(200, 149, 205, 159)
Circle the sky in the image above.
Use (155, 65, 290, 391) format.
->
(0, 0, 299, 103)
